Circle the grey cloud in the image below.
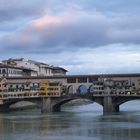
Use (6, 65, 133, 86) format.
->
(1, 0, 140, 23)
(38, 20, 108, 47)
(1, 0, 140, 75)
(0, 0, 47, 22)
(46, 0, 140, 16)
(1, 9, 140, 54)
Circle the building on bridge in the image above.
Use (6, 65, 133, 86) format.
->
(40, 80, 62, 97)
(0, 78, 62, 102)
(0, 75, 137, 99)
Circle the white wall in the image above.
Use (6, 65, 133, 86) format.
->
(14, 60, 39, 72)
(38, 66, 53, 76)
(30, 71, 38, 76)
(0, 68, 23, 77)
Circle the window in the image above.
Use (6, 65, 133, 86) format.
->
(89, 77, 98, 83)
(78, 77, 87, 83)
(8, 69, 10, 74)
(2, 69, 6, 74)
(16, 85, 19, 89)
(67, 78, 76, 83)
(132, 83, 135, 86)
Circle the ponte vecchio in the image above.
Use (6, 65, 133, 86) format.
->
(0, 73, 140, 113)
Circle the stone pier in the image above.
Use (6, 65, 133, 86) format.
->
(41, 97, 61, 113)
(103, 96, 119, 113)
(0, 105, 10, 112)
(41, 97, 52, 113)
(40, 96, 121, 114)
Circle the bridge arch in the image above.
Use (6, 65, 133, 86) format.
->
(3, 98, 42, 110)
(67, 85, 74, 94)
(89, 85, 94, 94)
(53, 98, 74, 112)
(9, 101, 36, 109)
(77, 85, 88, 94)
(49, 95, 104, 112)
(120, 100, 140, 111)
(115, 97, 140, 107)
(107, 96, 140, 112)
(52, 98, 103, 112)
(115, 98, 140, 106)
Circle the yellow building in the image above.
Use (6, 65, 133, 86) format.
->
(39, 80, 62, 97)
(0, 78, 62, 100)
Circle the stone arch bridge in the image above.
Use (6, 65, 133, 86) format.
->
(1, 74, 140, 113)
(1, 93, 140, 113)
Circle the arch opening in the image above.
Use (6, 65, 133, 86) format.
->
(77, 85, 88, 94)
(67, 85, 74, 94)
(53, 97, 103, 113)
(89, 85, 94, 94)
(9, 101, 36, 110)
(120, 100, 140, 112)
(61, 100, 102, 112)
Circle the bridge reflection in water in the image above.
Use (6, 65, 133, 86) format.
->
(0, 75, 140, 113)
(0, 103, 140, 140)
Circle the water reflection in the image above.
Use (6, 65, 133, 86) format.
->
(0, 101, 140, 140)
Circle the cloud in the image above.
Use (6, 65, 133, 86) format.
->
(0, 0, 47, 22)
(31, 44, 140, 74)
(0, 0, 140, 74)
(1, 7, 140, 54)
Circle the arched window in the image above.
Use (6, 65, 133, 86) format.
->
(78, 85, 87, 94)
(89, 85, 94, 93)
(67, 85, 74, 94)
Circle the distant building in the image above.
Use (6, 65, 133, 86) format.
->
(52, 67, 68, 76)
(1, 58, 67, 77)
(0, 63, 23, 77)
(0, 63, 37, 77)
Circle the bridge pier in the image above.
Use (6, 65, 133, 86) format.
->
(0, 105, 10, 112)
(103, 96, 119, 113)
(41, 97, 52, 113)
(41, 97, 60, 113)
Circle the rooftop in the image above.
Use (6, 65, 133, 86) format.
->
(0, 64, 37, 72)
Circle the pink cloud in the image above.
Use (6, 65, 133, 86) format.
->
(32, 15, 63, 30)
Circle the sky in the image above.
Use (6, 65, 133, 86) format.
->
(0, 0, 140, 74)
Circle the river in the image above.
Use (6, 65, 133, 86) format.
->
(0, 100, 140, 140)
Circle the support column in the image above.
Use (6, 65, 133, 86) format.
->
(103, 96, 119, 113)
(115, 105, 120, 112)
(0, 105, 9, 112)
(41, 97, 60, 113)
(41, 97, 53, 113)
